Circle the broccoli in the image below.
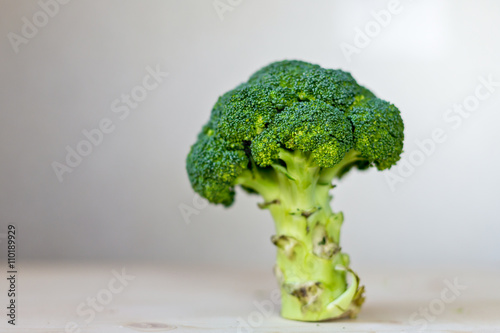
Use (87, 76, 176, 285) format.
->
(186, 60, 404, 321)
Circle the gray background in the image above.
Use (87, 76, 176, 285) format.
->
(1, 0, 499, 269)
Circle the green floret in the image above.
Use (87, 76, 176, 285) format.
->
(185, 60, 405, 321)
(217, 84, 277, 146)
(348, 98, 404, 170)
(252, 100, 353, 168)
(248, 60, 320, 89)
(186, 133, 248, 206)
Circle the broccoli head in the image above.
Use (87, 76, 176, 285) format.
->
(186, 60, 404, 321)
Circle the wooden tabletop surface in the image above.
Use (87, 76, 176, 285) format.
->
(1, 262, 499, 332)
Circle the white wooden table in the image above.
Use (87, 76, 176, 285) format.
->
(1, 263, 499, 332)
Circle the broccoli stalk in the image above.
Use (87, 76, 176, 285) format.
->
(186, 60, 404, 321)
(238, 149, 365, 320)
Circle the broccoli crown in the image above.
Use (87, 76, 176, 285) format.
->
(186, 60, 404, 206)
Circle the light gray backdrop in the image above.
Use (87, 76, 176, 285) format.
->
(1, 0, 499, 269)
